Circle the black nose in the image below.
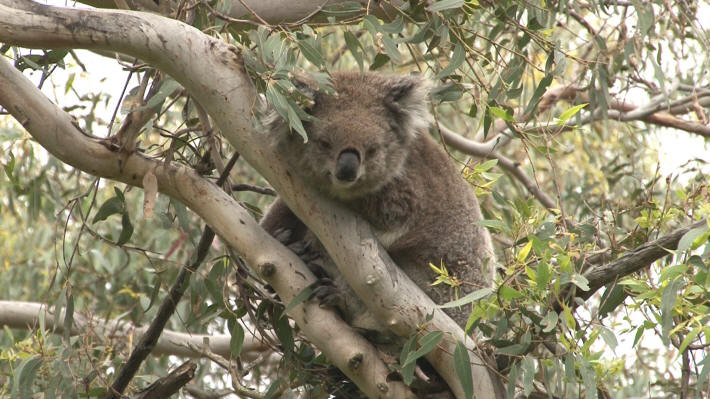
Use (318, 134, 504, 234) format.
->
(335, 149, 360, 182)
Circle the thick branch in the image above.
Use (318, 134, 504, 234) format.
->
(0, 300, 267, 359)
(580, 220, 708, 299)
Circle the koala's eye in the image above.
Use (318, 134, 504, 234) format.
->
(313, 139, 331, 150)
(366, 145, 378, 158)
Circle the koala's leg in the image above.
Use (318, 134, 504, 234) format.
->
(260, 197, 308, 245)
(260, 197, 392, 340)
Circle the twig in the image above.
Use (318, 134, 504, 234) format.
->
(576, 219, 707, 301)
(132, 361, 196, 399)
(231, 184, 276, 196)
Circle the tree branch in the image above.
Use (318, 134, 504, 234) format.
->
(0, 300, 267, 359)
(579, 219, 708, 299)
(132, 361, 196, 399)
(439, 126, 558, 211)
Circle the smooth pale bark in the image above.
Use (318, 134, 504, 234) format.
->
(0, 300, 269, 359)
(0, 1, 503, 397)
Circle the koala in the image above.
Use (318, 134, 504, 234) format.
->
(260, 71, 495, 336)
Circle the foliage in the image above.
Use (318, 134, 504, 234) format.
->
(2, 0, 710, 398)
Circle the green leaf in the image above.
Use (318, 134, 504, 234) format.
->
(297, 39, 325, 67)
(428, 0, 464, 12)
(402, 331, 443, 366)
(540, 311, 558, 333)
(92, 196, 123, 223)
(230, 322, 245, 357)
(475, 219, 509, 232)
(678, 225, 710, 252)
(369, 53, 390, 70)
(597, 325, 618, 351)
(557, 103, 588, 125)
(498, 285, 522, 300)
(13, 356, 42, 398)
(454, 341, 474, 399)
(474, 159, 498, 172)
(536, 261, 551, 287)
(521, 356, 535, 396)
(143, 79, 182, 112)
(678, 326, 701, 354)
(146, 276, 162, 312)
(435, 42, 465, 79)
(63, 293, 74, 342)
(579, 359, 597, 399)
(381, 15, 404, 34)
(598, 283, 627, 318)
(344, 31, 364, 73)
(489, 106, 515, 122)
(523, 74, 553, 116)
(117, 213, 134, 245)
(381, 35, 402, 64)
(283, 285, 313, 315)
(286, 101, 309, 142)
(274, 314, 294, 356)
(661, 278, 684, 344)
(495, 342, 529, 356)
(264, 377, 284, 399)
(399, 335, 417, 384)
(439, 288, 492, 308)
(659, 264, 689, 283)
(516, 240, 533, 263)
(570, 273, 590, 291)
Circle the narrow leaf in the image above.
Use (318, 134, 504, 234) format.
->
(435, 43, 465, 79)
(403, 331, 443, 366)
(678, 225, 709, 252)
(428, 0, 464, 12)
(92, 196, 123, 223)
(439, 288, 492, 308)
(283, 285, 313, 315)
(230, 322, 245, 357)
(454, 341, 474, 399)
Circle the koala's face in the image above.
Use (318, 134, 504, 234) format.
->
(283, 72, 430, 200)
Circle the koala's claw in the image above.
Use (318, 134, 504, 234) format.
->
(310, 278, 344, 308)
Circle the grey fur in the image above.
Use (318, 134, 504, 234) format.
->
(260, 71, 495, 334)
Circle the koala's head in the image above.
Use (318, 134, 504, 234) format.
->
(269, 72, 431, 200)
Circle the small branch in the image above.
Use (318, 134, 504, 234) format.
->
(577, 219, 707, 300)
(0, 300, 268, 359)
(231, 184, 276, 196)
(439, 126, 558, 211)
(132, 361, 196, 399)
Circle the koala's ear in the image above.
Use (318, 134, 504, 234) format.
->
(384, 76, 432, 134)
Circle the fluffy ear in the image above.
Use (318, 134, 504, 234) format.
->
(384, 75, 432, 134)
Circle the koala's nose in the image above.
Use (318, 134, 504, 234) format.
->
(335, 149, 360, 182)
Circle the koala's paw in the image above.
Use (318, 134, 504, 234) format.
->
(271, 227, 293, 244)
(310, 277, 344, 308)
